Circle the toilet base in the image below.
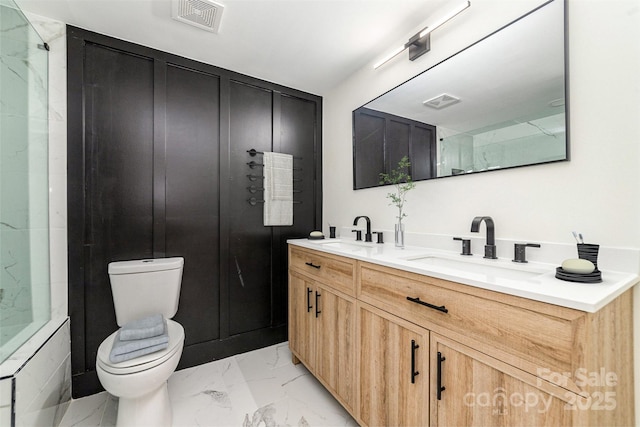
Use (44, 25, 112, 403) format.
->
(116, 381, 172, 427)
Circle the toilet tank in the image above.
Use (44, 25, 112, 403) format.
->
(108, 257, 184, 326)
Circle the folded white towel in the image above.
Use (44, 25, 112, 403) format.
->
(268, 154, 293, 201)
(263, 152, 293, 226)
(119, 314, 165, 341)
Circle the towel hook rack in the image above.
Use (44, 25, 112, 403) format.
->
(247, 160, 302, 171)
(247, 148, 302, 159)
(246, 174, 303, 182)
(247, 197, 302, 206)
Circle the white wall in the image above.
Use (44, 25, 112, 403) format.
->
(324, 0, 640, 247)
(323, 0, 640, 421)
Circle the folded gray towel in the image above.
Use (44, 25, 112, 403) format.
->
(109, 319, 169, 363)
(119, 314, 165, 341)
(109, 342, 169, 364)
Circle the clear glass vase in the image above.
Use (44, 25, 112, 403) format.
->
(395, 222, 405, 248)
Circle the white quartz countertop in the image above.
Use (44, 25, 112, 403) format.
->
(288, 238, 639, 313)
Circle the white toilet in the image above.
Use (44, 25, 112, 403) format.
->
(96, 257, 185, 427)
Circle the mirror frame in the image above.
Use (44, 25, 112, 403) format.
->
(352, 0, 569, 190)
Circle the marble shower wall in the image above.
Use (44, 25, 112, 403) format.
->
(0, 5, 70, 426)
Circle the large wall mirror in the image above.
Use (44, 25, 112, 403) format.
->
(353, 0, 567, 189)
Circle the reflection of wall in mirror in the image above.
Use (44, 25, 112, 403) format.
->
(438, 112, 566, 176)
(438, 129, 473, 176)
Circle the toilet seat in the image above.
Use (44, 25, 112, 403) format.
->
(97, 319, 184, 375)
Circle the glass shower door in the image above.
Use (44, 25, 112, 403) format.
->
(0, 0, 50, 363)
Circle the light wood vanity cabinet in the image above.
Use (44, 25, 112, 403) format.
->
(358, 302, 429, 427)
(430, 333, 580, 426)
(288, 245, 634, 426)
(288, 247, 357, 412)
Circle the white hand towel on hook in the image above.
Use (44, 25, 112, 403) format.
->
(263, 152, 293, 226)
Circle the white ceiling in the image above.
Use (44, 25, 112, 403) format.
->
(16, 0, 451, 95)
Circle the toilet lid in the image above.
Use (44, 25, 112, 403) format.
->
(97, 319, 184, 375)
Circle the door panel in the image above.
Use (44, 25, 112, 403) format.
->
(411, 125, 436, 180)
(386, 119, 410, 175)
(227, 81, 273, 335)
(275, 94, 320, 326)
(165, 64, 221, 345)
(353, 109, 385, 189)
(83, 43, 155, 368)
(353, 107, 436, 189)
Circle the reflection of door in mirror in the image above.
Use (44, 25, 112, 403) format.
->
(353, 107, 436, 190)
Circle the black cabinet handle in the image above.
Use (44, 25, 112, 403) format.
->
(305, 262, 321, 269)
(411, 340, 420, 384)
(406, 296, 448, 313)
(437, 351, 446, 400)
(315, 291, 321, 318)
(306, 287, 313, 313)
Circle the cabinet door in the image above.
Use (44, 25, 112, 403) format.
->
(358, 303, 429, 427)
(315, 284, 356, 412)
(431, 334, 577, 426)
(288, 271, 315, 368)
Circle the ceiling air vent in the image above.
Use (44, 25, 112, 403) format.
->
(171, 0, 225, 33)
(423, 93, 461, 110)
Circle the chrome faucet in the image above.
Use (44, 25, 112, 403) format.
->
(470, 216, 497, 259)
(353, 216, 373, 242)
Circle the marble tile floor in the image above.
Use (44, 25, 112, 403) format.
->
(58, 342, 358, 427)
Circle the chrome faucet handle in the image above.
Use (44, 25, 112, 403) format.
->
(453, 237, 472, 256)
(512, 243, 541, 263)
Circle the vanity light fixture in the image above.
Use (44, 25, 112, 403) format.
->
(373, 1, 471, 69)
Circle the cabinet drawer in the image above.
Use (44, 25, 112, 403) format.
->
(289, 246, 356, 296)
(358, 262, 584, 379)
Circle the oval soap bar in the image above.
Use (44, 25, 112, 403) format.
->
(562, 258, 595, 274)
(308, 231, 325, 240)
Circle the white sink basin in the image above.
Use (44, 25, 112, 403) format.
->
(317, 240, 376, 251)
(406, 255, 547, 280)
